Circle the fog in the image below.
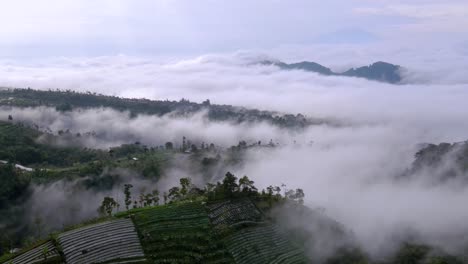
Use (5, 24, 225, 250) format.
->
(1, 52, 468, 259)
(26, 169, 155, 233)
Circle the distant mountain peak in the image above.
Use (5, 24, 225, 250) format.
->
(259, 59, 402, 84)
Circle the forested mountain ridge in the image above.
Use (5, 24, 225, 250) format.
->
(0, 88, 324, 129)
(408, 141, 468, 183)
(260, 60, 402, 84)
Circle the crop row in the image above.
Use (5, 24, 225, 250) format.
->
(134, 205, 206, 222)
(207, 199, 262, 228)
(132, 202, 234, 263)
(2, 241, 61, 264)
(58, 218, 145, 264)
(224, 224, 307, 264)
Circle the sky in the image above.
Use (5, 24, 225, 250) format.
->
(1, 0, 467, 58)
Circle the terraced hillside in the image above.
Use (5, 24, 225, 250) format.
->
(3, 200, 310, 264)
(206, 199, 308, 264)
(2, 240, 61, 264)
(224, 224, 307, 264)
(57, 218, 146, 264)
(128, 202, 234, 263)
(206, 199, 263, 230)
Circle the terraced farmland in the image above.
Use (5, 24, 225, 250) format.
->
(57, 218, 146, 264)
(206, 199, 308, 264)
(206, 199, 262, 229)
(2, 240, 62, 264)
(130, 202, 234, 263)
(2, 199, 310, 264)
(224, 224, 308, 264)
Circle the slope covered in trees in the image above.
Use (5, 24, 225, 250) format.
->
(260, 60, 402, 84)
(0, 88, 320, 129)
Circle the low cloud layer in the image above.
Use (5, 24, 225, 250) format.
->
(1, 51, 468, 258)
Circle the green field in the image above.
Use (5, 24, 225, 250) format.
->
(122, 202, 234, 264)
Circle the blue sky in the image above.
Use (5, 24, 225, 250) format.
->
(1, 0, 467, 58)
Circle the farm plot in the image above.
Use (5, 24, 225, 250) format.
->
(2, 240, 61, 264)
(206, 199, 262, 229)
(58, 218, 146, 264)
(223, 224, 308, 264)
(132, 202, 234, 264)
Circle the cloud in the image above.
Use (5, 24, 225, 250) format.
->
(0, 106, 291, 149)
(1, 50, 468, 257)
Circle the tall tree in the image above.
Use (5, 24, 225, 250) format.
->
(238, 176, 257, 194)
(123, 184, 133, 210)
(180, 177, 192, 196)
(168, 187, 181, 202)
(98, 197, 119, 216)
(223, 172, 239, 198)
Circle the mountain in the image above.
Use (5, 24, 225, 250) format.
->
(261, 60, 334, 76)
(260, 60, 402, 84)
(342, 61, 402, 84)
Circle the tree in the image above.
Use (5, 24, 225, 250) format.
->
(165, 142, 174, 150)
(123, 184, 133, 210)
(202, 99, 211, 106)
(138, 187, 147, 207)
(180, 177, 192, 196)
(168, 187, 181, 202)
(141, 189, 160, 207)
(285, 188, 305, 204)
(150, 189, 160, 205)
(222, 172, 238, 198)
(238, 176, 257, 194)
(98, 197, 119, 216)
(295, 188, 305, 204)
(7, 115, 12, 121)
(274, 186, 281, 196)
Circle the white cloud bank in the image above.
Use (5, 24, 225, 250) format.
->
(1, 51, 468, 258)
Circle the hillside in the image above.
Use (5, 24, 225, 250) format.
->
(0, 88, 320, 129)
(260, 60, 402, 84)
(2, 171, 465, 264)
(0, 90, 466, 264)
(1, 198, 308, 264)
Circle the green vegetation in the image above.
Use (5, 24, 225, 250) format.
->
(0, 239, 63, 264)
(0, 121, 104, 167)
(2, 171, 466, 263)
(0, 88, 319, 128)
(0, 89, 467, 263)
(224, 224, 307, 264)
(120, 203, 234, 263)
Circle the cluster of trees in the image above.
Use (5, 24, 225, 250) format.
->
(99, 172, 306, 216)
(0, 163, 30, 209)
(0, 163, 31, 256)
(0, 121, 103, 167)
